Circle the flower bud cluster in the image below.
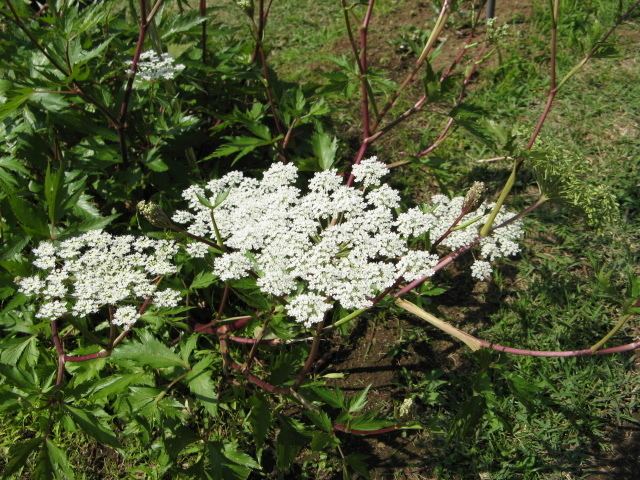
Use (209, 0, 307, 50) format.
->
(172, 159, 523, 326)
(17, 231, 180, 329)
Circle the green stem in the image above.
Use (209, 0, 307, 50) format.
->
(328, 308, 367, 329)
(210, 211, 224, 248)
(590, 308, 636, 352)
(479, 159, 520, 236)
(155, 370, 189, 403)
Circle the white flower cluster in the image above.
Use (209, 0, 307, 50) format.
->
(17, 231, 180, 329)
(126, 50, 185, 81)
(172, 159, 523, 327)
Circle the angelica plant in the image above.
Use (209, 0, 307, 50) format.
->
(0, 0, 638, 478)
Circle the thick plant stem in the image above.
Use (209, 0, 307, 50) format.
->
(251, 0, 285, 152)
(398, 298, 640, 358)
(590, 299, 640, 352)
(479, 159, 520, 237)
(216, 285, 230, 318)
(345, 0, 376, 186)
(200, 0, 207, 62)
(373, 0, 451, 129)
(118, 0, 164, 163)
(50, 320, 66, 386)
(295, 321, 324, 386)
(359, 0, 375, 141)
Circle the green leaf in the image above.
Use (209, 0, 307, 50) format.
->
(306, 386, 345, 409)
(208, 135, 283, 165)
(311, 130, 338, 170)
(206, 442, 252, 480)
(348, 384, 371, 413)
(347, 413, 396, 431)
(222, 442, 261, 470)
(0, 179, 49, 237)
(0, 336, 38, 366)
(88, 373, 152, 400)
(229, 278, 270, 310)
(111, 332, 188, 369)
(275, 417, 307, 472)
(305, 409, 333, 433)
(1, 437, 42, 479)
(0, 87, 33, 121)
(345, 453, 371, 479)
(186, 357, 218, 416)
(190, 271, 217, 290)
(44, 164, 64, 225)
(146, 158, 170, 172)
(161, 11, 207, 39)
(249, 394, 271, 448)
(41, 439, 75, 480)
(65, 405, 120, 448)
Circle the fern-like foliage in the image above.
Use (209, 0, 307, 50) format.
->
(525, 142, 619, 229)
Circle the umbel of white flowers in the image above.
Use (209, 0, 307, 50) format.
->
(172, 158, 523, 327)
(17, 231, 181, 329)
(126, 50, 185, 81)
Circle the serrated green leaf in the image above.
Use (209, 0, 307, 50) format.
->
(65, 405, 120, 447)
(88, 373, 151, 400)
(44, 439, 75, 480)
(305, 409, 333, 432)
(44, 164, 64, 225)
(110, 333, 188, 369)
(186, 357, 218, 416)
(1, 437, 42, 479)
(249, 394, 271, 448)
(0, 336, 38, 366)
(223, 442, 261, 470)
(348, 384, 371, 413)
(275, 416, 307, 472)
(311, 130, 338, 170)
(190, 271, 217, 290)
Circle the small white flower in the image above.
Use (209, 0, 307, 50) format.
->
(127, 51, 185, 82)
(20, 231, 178, 327)
(186, 242, 211, 258)
(471, 260, 492, 280)
(36, 300, 67, 320)
(366, 184, 400, 209)
(152, 289, 182, 308)
(172, 210, 193, 224)
(213, 252, 253, 281)
(112, 305, 140, 329)
(397, 251, 439, 281)
(17, 276, 45, 295)
(351, 156, 388, 188)
(286, 293, 331, 327)
(32, 242, 56, 270)
(399, 397, 414, 417)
